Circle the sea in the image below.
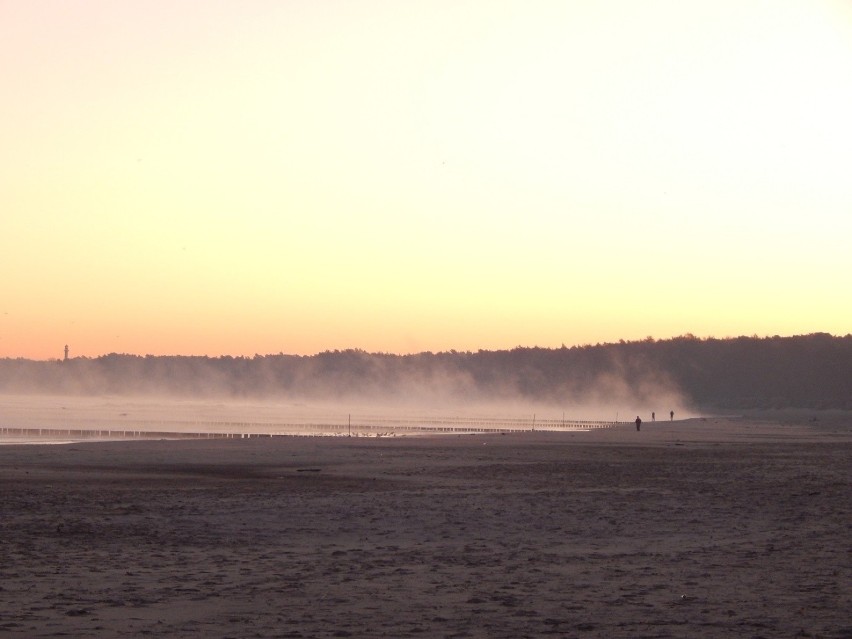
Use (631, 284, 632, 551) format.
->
(0, 394, 628, 444)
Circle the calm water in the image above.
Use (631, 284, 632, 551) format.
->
(0, 394, 651, 443)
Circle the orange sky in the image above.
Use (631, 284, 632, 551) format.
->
(2, 1, 851, 359)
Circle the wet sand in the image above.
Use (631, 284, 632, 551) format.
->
(1, 416, 850, 638)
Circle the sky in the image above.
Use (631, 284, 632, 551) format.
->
(2, 0, 851, 360)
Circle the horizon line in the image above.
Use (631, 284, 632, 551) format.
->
(4, 331, 846, 362)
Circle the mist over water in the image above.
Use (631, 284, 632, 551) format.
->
(0, 388, 694, 443)
(0, 346, 701, 441)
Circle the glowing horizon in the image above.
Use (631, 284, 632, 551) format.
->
(3, 1, 851, 360)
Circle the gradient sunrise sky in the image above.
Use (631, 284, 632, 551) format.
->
(2, 1, 851, 359)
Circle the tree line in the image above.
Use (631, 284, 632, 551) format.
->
(1, 333, 850, 410)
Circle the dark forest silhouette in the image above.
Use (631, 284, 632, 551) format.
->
(1, 334, 850, 410)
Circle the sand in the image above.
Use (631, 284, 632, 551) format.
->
(1, 416, 850, 638)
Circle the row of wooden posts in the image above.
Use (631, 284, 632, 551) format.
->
(0, 419, 617, 440)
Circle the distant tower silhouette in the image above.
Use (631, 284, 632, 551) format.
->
(64, 345, 69, 361)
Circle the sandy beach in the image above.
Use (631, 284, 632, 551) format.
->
(1, 416, 850, 638)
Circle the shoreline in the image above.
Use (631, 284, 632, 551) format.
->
(1, 413, 849, 447)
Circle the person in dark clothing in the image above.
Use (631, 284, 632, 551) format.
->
(670, 410, 674, 421)
(635, 416, 642, 431)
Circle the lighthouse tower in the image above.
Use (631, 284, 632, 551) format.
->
(64, 345, 69, 361)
